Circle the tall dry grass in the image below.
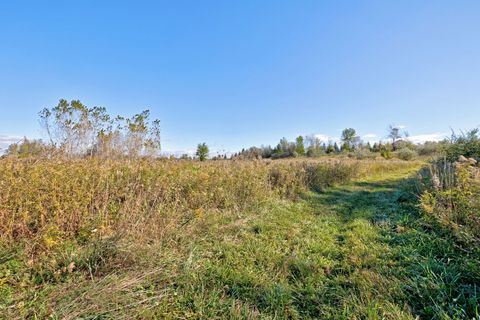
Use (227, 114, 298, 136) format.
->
(0, 158, 418, 247)
(417, 158, 480, 244)
(0, 157, 423, 318)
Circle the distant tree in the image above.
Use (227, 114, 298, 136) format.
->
(279, 137, 290, 153)
(417, 141, 442, 156)
(39, 99, 91, 155)
(6, 137, 50, 158)
(445, 129, 480, 161)
(144, 119, 161, 156)
(341, 128, 360, 151)
(334, 142, 340, 153)
(196, 143, 209, 161)
(39, 99, 161, 158)
(272, 137, 296, 158)
(295, 136, 305, 156)
(388, 125, 402, 151)
(326, 143, 335, 154)
(236, 146, 263, 160)
(395, 139, 416, 151)
(261, 145, 273, 158)
(305, 135, 323, 157)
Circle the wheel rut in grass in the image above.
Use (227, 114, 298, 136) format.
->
(296, 168, 420, 318)
(185, 167, 422, 319)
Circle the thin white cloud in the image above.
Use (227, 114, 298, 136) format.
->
(160, 149, 196, 157)
(160, 148, 233, 158)
(362, 133, 378, 144)
(0, 135, 22, 151)
(314, 134, 338, 143)
(406, 133, 447, 144)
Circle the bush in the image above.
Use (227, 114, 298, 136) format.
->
(417, 141, 442, 156)
(305, 162, 357, 192)
(445, 129, 480, 162)
(380, 148, 392, 159)
(6, 138, 52, 158)
(417, 159, 480, 244)
(396, 147, 417, 161)
(351, 149, 376, 160)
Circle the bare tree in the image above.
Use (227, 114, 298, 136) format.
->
(388, 125, 402, 151)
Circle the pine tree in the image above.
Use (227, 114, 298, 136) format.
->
(334, 142, 340, 153)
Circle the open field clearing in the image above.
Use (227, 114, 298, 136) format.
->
(1, 159, 479, 319)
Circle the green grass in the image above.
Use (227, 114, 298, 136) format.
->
(2, 164, 479, 319)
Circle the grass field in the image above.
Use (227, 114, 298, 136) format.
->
(1, 159, 479, 319)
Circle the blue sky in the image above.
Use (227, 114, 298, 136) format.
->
(1, 1, 480, 153)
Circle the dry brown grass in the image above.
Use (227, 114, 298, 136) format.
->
(0, 157, 426, 318)
(0, 157, 420, 247)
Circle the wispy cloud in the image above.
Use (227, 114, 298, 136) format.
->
(0, 135, 22, 151)
(314, 134, 338, 143)
(406, 133, 447, 144)
(361, 133, 378, 144)
(160, 148, 233, 158)
(160, 149, 196, 157)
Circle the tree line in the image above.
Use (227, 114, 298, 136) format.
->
(230, 126, 442, 161)
(4, 98, 478, 162)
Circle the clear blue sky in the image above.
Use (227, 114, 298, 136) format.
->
(1, 1, 479, 153)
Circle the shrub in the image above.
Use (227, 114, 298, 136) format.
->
(445, 129, 480, 162)
(305, 162, 358, 192)
(380, 148, 392, 159)
(5, 138, 52, 158)
(417, 141, 442, 156)
(351, 149, 376, 160)
(396, 147, 417, 161)
(417, 159, 480, 244)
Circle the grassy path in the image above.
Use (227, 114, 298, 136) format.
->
(17, 166, 479, 319)
(153, 165, 478, 319)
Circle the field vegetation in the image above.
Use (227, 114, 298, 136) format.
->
(1, 102, 479, 319)
(0, 158, 423, 318)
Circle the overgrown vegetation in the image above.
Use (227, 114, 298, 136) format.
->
(2, 103, 480, 318)
(0, 158, 423, 318)
(408, 130, 480, 319)
(8, 99, 162, 159)
(0, 158, 405, 243)
(416, 129, 480, 245)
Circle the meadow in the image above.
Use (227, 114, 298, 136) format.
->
(1, 155, 479, 319)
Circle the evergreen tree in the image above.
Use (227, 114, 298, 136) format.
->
(326, 143, 335, 154)
(334, 142, 340, 153)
